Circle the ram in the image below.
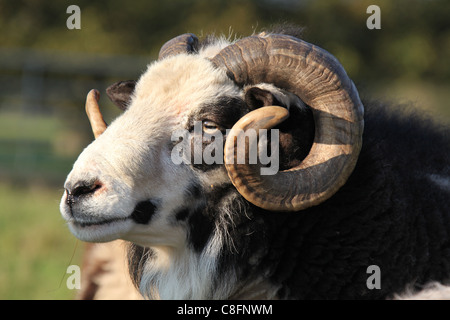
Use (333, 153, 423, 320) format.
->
(60, 27, 450, 299)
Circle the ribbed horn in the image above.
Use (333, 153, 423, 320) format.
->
(158, 33, 199, 60)
(212, 34, 364, 211)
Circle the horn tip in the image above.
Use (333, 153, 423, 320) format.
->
(88, 89, 100, 101)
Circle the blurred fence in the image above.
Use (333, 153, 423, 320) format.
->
(0, 48, 151, 186)
(0, 47, 150, 114)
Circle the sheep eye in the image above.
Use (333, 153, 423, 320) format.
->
(202, 121, 220, 134)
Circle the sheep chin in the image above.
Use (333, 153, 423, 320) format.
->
(67, 217, 133, 243)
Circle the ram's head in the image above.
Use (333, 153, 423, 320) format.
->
(60, 33, 364, 246)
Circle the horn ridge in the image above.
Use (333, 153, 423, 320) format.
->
(213, 34, 364, 211)
(158, 33, 199, 60)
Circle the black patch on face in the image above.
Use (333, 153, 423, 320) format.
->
(168, 97, 247, 173)
(186, 183, 202, 198)
(186, 185, 235, 252)
(175, 183, 204, 222)
(131, 200, 157, 224)
(175, 208, 190, 221)
(188, 96, 248, 131)
(190, 141, 224, 172)
(183, 97, 248, 173)
(174, 184, 237, 253)
(186, 205, 216, 252)
(174, 203, 213, 247)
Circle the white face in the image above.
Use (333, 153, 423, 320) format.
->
(60, 54, 241, 247)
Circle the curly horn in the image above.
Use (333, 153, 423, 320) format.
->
(213, 34, 364, 211)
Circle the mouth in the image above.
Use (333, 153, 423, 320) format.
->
(72, 216, 128, 228)
(65, 200, 158, 243)
(68, 200, 157, 228)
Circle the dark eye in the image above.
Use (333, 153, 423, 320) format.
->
(202, 120, 221, 134)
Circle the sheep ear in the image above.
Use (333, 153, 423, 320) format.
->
(244, 85, 315, 171)
(106, 80, 136, 111)
(244, 87, 285, 110)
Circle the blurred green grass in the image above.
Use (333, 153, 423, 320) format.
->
(0, 112, 83, 300)
(0, 182, 82, 299)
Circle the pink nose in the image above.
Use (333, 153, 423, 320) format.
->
(66, 180, 103, 207)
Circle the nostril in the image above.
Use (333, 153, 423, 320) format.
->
(72, 183, 101, 197)
(66, 180, 103, 206)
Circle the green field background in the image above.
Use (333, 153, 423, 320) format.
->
(0, 113, 84, 299)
